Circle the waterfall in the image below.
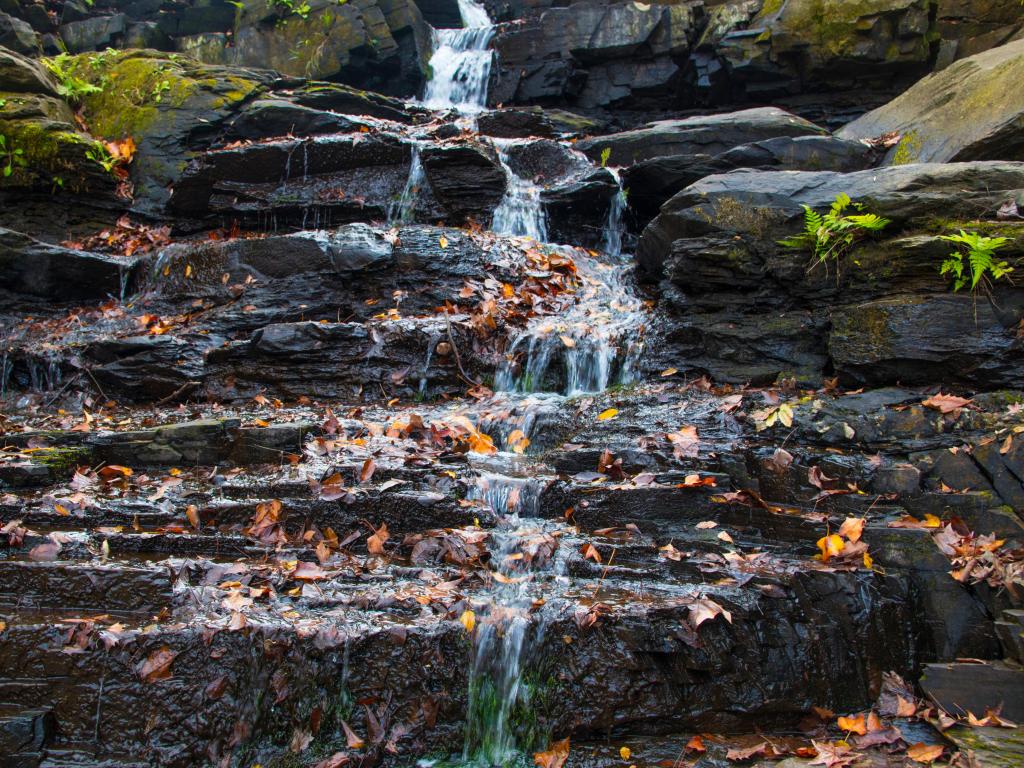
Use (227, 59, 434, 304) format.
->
(388, 145, 425, 225)
(601, 167, 627, 259)
(421, 0, 495, 114)
(462, 473, 559, 765)
(492, 143, 547, 241)
(495, 247, 644, 396)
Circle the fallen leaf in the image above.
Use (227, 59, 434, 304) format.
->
(685, 735, 706, 752)
(459, 609, 476, 633)
(922, 394, 971, 415)
(534, 737, 570, 768)
(838, 517, 865, 543)
(906, 743, 944, 763)
(619, 746, 631, 760)
(597, 408, 618, 421)
(341, 720, 365, 749)
(837, 713, 867, 735)
(137, 647, 177, 682)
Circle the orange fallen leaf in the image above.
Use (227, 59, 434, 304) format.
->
(597, 408, 618, 421)
(534, 737, 569, 768)
(837, 713, 867, 735)
(817, 534, 845, 562)
(906, 743, 944, 763)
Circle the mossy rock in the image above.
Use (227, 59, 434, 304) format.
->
(54, 49, 269, 212)
(0, 91, 113, 193)
(32, 445, 92, 478)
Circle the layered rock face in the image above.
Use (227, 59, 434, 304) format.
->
(1, 1, 1024, 767)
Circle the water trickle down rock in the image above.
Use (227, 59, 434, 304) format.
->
(463, 471, 563, 764)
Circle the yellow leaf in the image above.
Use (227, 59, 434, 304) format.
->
(863, 551, 873, 570)
(777, 403, 794, 427)
(660, 367, 677, 377)
(439, 235, 449, 249)
(459, 609, 476, 633)
(597, 408, 618, 421)
(817, 534, 845, 562)
(619, 747, 631, 760)
(923, 513, 941, 528)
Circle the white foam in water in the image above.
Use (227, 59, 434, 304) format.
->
(491, 142, 548, 241)
(421, 0, 495, 114)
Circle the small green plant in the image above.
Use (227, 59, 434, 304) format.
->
(272, 0, 311, 17)
(0, 134, 27, 178)
(779, 193, 890, 269)
(43, 54, 103, 104)
(599, 147, 611, 167)
(85, 143, 117, 173)
(939, 229, 1013, 293)
(151, 79, 171, 103)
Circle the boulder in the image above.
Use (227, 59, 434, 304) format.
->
(420, 141, 507, 224)
(576, 107, 826, 167)
(637, 163, 1024, 387)
(0, 11, 38, 54)
(177, 0, 429, 97)
(490, 0, 701, 109)
(168, 132, 411, 224)
(838, 39, 1024, 164)
(0, 45, 56, 95)
(621, 134, 876, 227)
(54, 49, 273, 212)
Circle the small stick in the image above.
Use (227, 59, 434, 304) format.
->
(155, 380, 200, 406)
(443, 307, 479, 387)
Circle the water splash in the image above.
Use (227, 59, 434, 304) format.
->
(421, 0, 495, 114)
(492, 143, 547, 241)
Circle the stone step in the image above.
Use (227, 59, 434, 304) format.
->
(0, 560, 174, 615)
(921, 661, 1024, 721)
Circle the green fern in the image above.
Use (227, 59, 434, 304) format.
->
(938, 229, 1013, 293)
(779, 193, 890, 268)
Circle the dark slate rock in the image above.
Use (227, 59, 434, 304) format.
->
(0, 11, 38, 54)
(59, 13, 127, 52)
(0, 228, 141, 305)
(420, 141, 507, 224)
(577, 107, 827, 167)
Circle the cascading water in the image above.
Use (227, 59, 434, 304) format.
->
(388, 146, 425, 225)
(462, 472, 562, 765)
(495, 246, 644, 396)
(421, 0, 495, 114)
(601, 167, 628, 259)
(491, 143, 548, 241)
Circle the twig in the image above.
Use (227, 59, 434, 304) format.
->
(443, 307, 479, 387)
(155, 380, 200, 406)
(84, 368, 109, 402)
(42, 372, 82, 408)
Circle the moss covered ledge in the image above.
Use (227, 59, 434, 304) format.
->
(49, 49, 270, 212)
